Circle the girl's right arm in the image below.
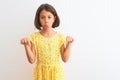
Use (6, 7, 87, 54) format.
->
(20, 37, 36, 64)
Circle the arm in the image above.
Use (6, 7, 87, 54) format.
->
(20, 37, 36, 64)
(60, 36, 74, 62)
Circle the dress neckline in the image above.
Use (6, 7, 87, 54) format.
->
(39, 31, 58, 39)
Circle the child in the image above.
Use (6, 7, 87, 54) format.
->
(20, 3, 74, 80)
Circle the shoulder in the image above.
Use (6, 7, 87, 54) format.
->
(57, 32, 66, 41)
(29, 31, 39, 36)
(28, 31, 40, 39)
(57, 32, 66, 37)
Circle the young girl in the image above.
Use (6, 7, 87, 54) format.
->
(20, 3, 74, 80)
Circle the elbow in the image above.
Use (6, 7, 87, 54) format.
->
(63, 59, 68, 63)
(29, 59, 35, 64)
(27, 56, 36, 64)
(62, 58, 69, 63)
(29, 61, 35, 64)
(61, 54, 70, 63)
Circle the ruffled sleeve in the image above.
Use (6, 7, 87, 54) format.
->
(59, 32, 66, 47)
(28, 32, 36, 45)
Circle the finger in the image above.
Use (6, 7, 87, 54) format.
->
(25, 38, 30, 46)
(20, 39, 22, 44)
(69, 37, 74, 43)
(26, 39, 29, 45)
(20, 39, 24, 44)
(24, 39, 26, 44)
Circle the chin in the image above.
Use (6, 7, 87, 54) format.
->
(44, 25, 52, 28)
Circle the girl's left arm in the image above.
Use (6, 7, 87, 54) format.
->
(61, 36, 74, 62)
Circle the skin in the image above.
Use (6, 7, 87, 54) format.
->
(20, 9, 74, 64)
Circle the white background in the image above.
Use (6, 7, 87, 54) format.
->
(0, 0, 120, 80)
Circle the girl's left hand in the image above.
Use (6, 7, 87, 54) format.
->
(66, 36, 74, 44)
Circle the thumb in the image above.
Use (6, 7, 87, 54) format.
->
(26, 37, 31, 46)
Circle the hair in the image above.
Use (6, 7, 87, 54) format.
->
(34, 3, 60, 30)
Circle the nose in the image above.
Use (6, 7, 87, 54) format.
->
(45, 17, 49, 23)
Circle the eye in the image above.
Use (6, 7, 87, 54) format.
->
(40, 16, 45, 19)
(48, 16, 52, 19)
(40, 17, 44, 19)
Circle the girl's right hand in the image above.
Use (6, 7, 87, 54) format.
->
(20, 37, 31, 46)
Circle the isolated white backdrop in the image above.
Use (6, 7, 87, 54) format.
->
(0, 0, 120, 80)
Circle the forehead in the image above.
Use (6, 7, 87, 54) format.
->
(39, 9, 53, 16)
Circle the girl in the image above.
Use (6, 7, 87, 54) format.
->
(20, 3, 74, 80)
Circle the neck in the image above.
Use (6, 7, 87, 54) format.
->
(41, 28, 53, 34)
(40, 28, 56, 37)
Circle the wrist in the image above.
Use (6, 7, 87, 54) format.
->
(24, 44, 30, 47)
(66, 42, 71, 47)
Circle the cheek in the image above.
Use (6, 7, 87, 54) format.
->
(52, 19, 55, 23)
(51, 20, 54, 23)
(40, 19, 44, 24)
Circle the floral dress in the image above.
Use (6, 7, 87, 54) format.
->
(29, 31, 66, 80)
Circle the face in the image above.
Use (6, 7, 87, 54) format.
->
(39, 9, 55, 29)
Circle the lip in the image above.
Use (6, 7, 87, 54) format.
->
(44, 24, 49, 27)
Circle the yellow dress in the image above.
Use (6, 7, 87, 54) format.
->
(29, 31, 66, 80)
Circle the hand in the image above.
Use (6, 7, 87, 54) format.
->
(66, 36, 74, 44)
(20, 37, 31, 46)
